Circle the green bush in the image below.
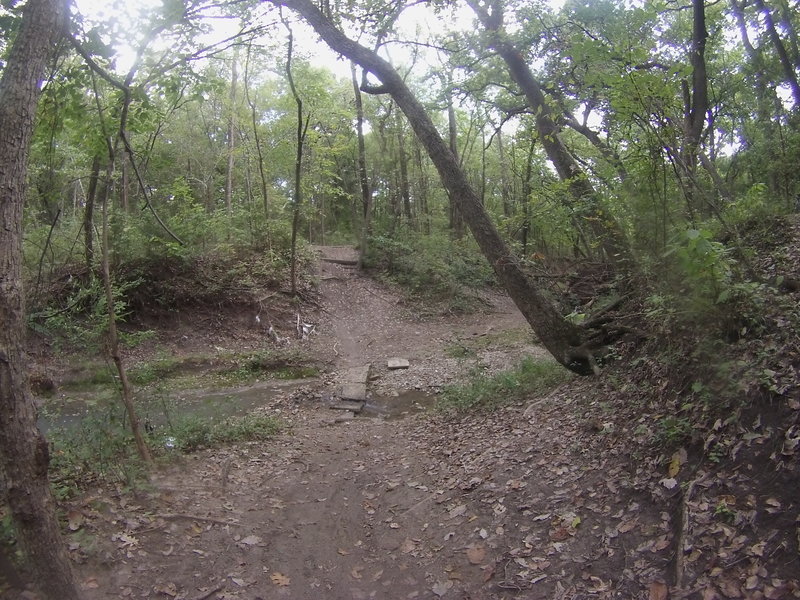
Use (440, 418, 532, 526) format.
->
(158, 413, 283, 452)
(365, 229, 495, 311)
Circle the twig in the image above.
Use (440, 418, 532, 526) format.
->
(674, 475, 703, 589)
(402, 494, 436, 515)
(220, 458, 233, 490)
(188, 582, 224, 600)
(155, 513, 239, 527)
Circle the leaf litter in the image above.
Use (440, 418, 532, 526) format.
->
(60, 251, 799, 600)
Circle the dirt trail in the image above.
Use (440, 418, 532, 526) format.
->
(71, 248, 676, 600)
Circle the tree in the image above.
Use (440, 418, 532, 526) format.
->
(266, 0, 600, 374)
(0, 0, 85, 597)
(465, 0, 633, 269)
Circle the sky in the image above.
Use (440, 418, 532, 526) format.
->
(71, 0, 495, 81)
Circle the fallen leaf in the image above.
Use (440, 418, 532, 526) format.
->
(337, 548, 350, 555)
(668, 455, 681, 478)
(660, 478, 678, 490)
(153, 582, 178, 597)
(270, 572, 290, 586)
(161, 546, 174, 556)
(400, 538, 415, 554)
(240, 535, 262, 546)
(549, 527, 570, 541)
(466, 545, 486, 565)
(67, 510, 84, 531)
(351, 566, 363, 580)
(649, 580, 668, 600)
(482, 563, 495, 582)
(448, 505, 467, 519)
(82, 577, 99, 590)
(431, 580, 453, 597)
(617, 518, 639, 534)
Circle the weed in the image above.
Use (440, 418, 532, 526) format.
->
(437, 357, 571, 412)
(157, 413, 283, 452)
(657, 415, 693, 445)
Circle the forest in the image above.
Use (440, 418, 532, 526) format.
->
(1, 0, 799, 597)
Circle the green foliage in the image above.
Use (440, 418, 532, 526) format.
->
(437, 357, 571, 412)
(48, 409, 150, 500)
(156, 413, 282, 453)
(656, 415, 693, 446)
(365, 229, 495, 312)
(28, 277, 140, 353)
(47, 402, 283, 498)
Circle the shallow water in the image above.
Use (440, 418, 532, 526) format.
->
(38, 378, 312, 433)
(361, 389, 436, 419)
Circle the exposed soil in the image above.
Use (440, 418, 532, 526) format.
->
(13, 247, 800, 599)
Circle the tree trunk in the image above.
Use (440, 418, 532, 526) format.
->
(0, 0, 84, 598)
(395, 109, 413, 225)
(268, 0, 597, 375)
(497, 129, 512, 225)
(465, 0, 632, 269)
(99, 161, 152, 465)
(245, 45, 271, 228)
(283, 18, 308, 295)
(753, 0, 800, 107)
(84, 155, 101, 276)
(446, 90, 465, 238)
(352, 63, 372, 269)
(225, 49, 239, 219)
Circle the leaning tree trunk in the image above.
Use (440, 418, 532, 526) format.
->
(0, 0, 85, 598)
(465, 0, 632, 269)
(267, 0, 596, 374)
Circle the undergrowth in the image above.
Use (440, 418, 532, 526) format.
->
(364, 229, 495, 313)
(437, 356, 572, 412)
(47, 410, 282, 500)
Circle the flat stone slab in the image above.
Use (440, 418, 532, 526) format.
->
(331, 400, 365, 412)
(343, 365, 370, 384)
(334, 411, 356, 422)
(339, 382, 367, 401)
(387, 358, 410, 370)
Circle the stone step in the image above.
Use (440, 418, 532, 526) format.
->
(343, 365, 370, 384)
(330, 400, 365, 412)
(339, 382, 367, 401)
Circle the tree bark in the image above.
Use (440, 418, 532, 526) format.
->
(282, 18, 309, 295)
(0, 0, 84, 598)
(99, 160, 152, 465)
(245, 44, 271, 227)
(225, 48, 239, 220)
(352, 63, 373, 269)
(446, 89, 465, 238)
(395, 109, 413, 224)
(267, 0, 596, 374)
(84, 155, 101, 276)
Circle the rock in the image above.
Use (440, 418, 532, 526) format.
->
(343, 365, 370, 384)
(331, 400, 365, 412)
(334, 411, 356, 423)
(339, 382, 367, 401)
(387, 358, 410, 370)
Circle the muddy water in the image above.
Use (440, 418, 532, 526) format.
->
(361, 389, 436, 419)
(37, 379, 312, 433)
